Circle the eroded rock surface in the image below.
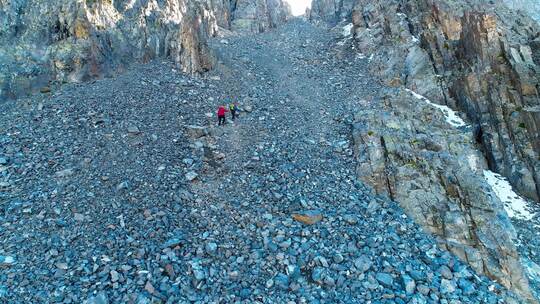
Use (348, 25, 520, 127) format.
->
(350, 0, 540, 202)
(0, 0, 291, 100)
(352, 89, 535, 302)
(310, 0, 540, 301)
(308, 0, 356, 25)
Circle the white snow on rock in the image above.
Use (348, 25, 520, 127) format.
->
(405, 89, 467, 127)
(467, 154, 481, 172)
(342, 23, 354, 37)
(483, 170, 535, 220)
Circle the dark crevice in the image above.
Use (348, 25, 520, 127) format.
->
(379, 136, 395, 201)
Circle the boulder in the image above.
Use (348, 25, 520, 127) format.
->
(185, 125, 208, 139)
(292, 210, 323, 225)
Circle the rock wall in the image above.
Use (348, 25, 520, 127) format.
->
(230, 0, 291, 32)
(0, 0, 291, 100)
(348, 0, 540, 202)
(308, 0, 356, 25)
(311, 0, 540, 301)
(352, 89, 535, 302)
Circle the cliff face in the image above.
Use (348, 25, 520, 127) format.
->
(354, 0, 540, 202)
(308, 0, 356, 25)
(0, 0, 290, 100)
(311, 0, 540, 301)
(230, 0, 291, 32)
(352, 88, 535, 302)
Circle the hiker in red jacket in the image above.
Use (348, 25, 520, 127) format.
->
(217, 105, 228, 126)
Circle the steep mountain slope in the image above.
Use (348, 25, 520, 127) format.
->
(0, 0, 291, 100)
(0, 19, 525, 304)
(351, 0, 540, 203)
(311, 0, 540, 301)
(1, 0, 540, 303)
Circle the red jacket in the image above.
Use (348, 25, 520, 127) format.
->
(217, 106, 227, 117)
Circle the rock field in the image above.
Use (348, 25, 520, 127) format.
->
(1, 18, 534, 303)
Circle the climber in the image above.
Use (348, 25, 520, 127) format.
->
(217, 105, 228, 126)
(229, 102, 239, 121)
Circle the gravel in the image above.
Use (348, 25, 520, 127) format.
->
(0, 19, 521, 303)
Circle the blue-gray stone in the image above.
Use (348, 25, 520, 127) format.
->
(410, 270, 424, 281)
(376, 273, 394, 287)
(239, 288, 251, 299)
(440, 279, 456, 294)
(86, 292, 109, 304)
(458, 278, 476, 295)
(275, 273, 289, 290)
(401, 274, 416, 294)
(311, 267, 324, 284)
(163, 237, 184, 248)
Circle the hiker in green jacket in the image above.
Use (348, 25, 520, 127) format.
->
(229, 102, 239, 121)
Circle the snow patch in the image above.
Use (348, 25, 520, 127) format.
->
(342, 23, 354, 37)
(405, 89, 467, 127)
(467, 154, 480, 171)
(412, 36, 419, 43)
(483, 170, 535, 220)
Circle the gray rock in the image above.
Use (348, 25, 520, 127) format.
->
(458, 278, 476, 295)
(311, 267, 324, 284)
(110, 270, 119, 282)
(127, 126, 140, 134)
(0, 256, 15, 266)
(354, 255, 372, 273)
(205, 242, 218, 254)
(116, 181, 129, 191)
(439, 265, 453, 280)
(86, 292, 109, 304)
(164, 238, 184, 248)
(417, 284, 431, 295)
(440, 279, 456, 294)
(401, 274, 416, 294)
(375, 273, 394, 288)
(185, 171, 198, 181)
(333, 253, 344, 264)
(274, 273, 289, 290)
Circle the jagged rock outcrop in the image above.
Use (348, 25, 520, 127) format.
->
(311, 0, 540, 300)
(0, 0, 215, 100)
(347, 0, 540, 202)
(308, 0, 356, 25)
(229, 0, 291, 32)
(0, 0, 290, 100)
(352, 89, 535, 302)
